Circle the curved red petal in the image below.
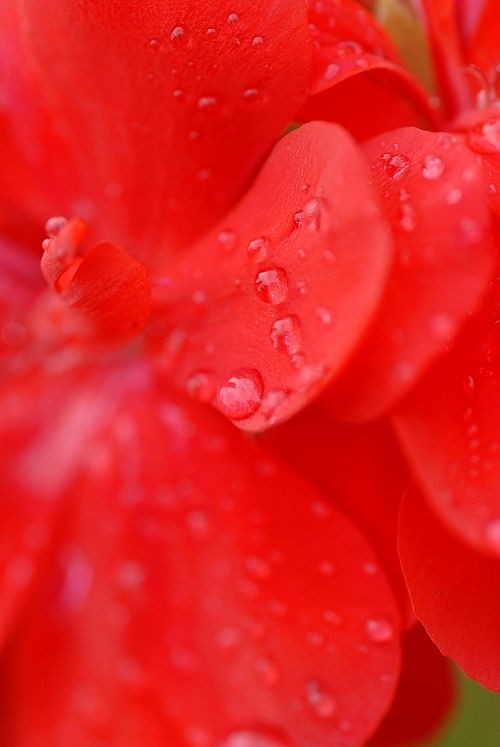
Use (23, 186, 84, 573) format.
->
(393, 282, 500, 558)
(0, 366, 401, 747)
(149, 121, 392, 431)
(266, 405, 414, 628)
(454, 110, 500, 219)
(12, 0, 312, 268)
(323, 127, 494, 422)
(368, 624, 456, 747)
(399, 482, 500, 691)
(466, 0, 500, 71)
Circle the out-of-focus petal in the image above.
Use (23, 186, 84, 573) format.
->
(454, 110, 500, 218)
(150, 121, 392, 432)
(266, 405, 414, 627)
(3, 0, 312, 267)
(368, 623, 456, 747)
(324, 127, 494, 422)
(0, 368, 401, 747)
(393, 281, 500, 558)
(465, 0, 500, 71)
(399, 482, 500, 691)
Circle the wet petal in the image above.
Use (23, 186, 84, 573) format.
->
(399, 482, 500, 691)
(323, 128, 494, 422)
(4, 0, 312, 267)
(150, 121, 392, 432)
(0, 368, 401, 747)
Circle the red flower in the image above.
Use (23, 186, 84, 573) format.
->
(0, 0, 497, 745)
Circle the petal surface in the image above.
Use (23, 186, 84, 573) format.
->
(466, 0, 500, 71)
(0, 365, 401, 747)
(399, 482, 500, 691)
(4, 0, 312, 267)
(324, 127, 494, 422)
(150, 121, 392, 432)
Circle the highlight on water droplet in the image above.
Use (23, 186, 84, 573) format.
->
(220, 730, 288, 747)
(227, 12, 239, 23)
(247, 236, 270, 262)
(422, 155, 445, 180)
(217, 368, 264, 420)
(45, 216, 68, 238)
(252, 36, 264, 46)
(270, 315, 302, 355)
(254, 267, 289, 304)
(380, 153, 410, 180)
(365, 616, 394, 642)
(186, 370, 217, 402)
(305, 680, 337, 718)
(197, 96, 218, 111)
(217, 229, 238, 253)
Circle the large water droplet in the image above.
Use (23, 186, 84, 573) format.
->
(422, 155, 445, 180)
(255, 267, 289, 305)
(217, 368, 263, 420)
(305, 681, 337, 718)
(324, 63, 340, 80)
(365, 617, 394, 642)
(467, 118, 500, 155)
(247, 236, 270, 262)
(270, 315, 302, 355)
(380, 153, 410, 180)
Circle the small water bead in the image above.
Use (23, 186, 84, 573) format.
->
(217, 229, 238, 253)
(206, 27, 216, 35)
(45, 215, 68, 237)
(254, 657, 280, 687)
(252, 36, 264, 46)
(172, 89, 185, 99)
(170, 26, 185, 42)
(296, 280, 307, 294)
(254, 267, 289, 305)
(220, 731, 288, 747)
(149, 39, 159, 50)
(422, 155, 445, 180)
(445, 187, 463, 205)
(467, 118, 500, 155)
(298, 197, 330, 232)
(305, 681, 337, 718)
(217, 368, 263, 420)
(197, 96, 218, 111)
(332, 40, 363, 57)
(270, 315, 302, 356)
(365, 617, 394, 642)
(380, 153, 410, 180)
(243, 88, 260, 101)
(324, 63, 340, 80)
(399, 203, 416, 232)
(315, 306, 332, 325)
(247, 236, 270, 262)
(227, 12, 239, 22)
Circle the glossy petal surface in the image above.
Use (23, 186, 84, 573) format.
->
(399, 483, 500, 691)
(0, 368, 401, 747)
(324, 127, 494, 422)
(3, 0, 312, 266)
(151, 121, 392, 431)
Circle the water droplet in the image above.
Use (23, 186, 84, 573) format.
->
(297, 197, 330, 232)
(197, 96, 218, 111)
(170, 26, 185, 42)
(422, 155, 445, 180)
(380, 153, 410, 179)
(45, 216, 68, 237)
(324, 63, 340, 80)
(306, 681, 337, 718)
(254, 267, 289, 305)
(227, 12, 239, 23)
(217, 229, 238, 253)
(247, 236, 270, 262)
(206, 27, 216, 35)
(332, 40, 363, 57)
(252, 36, 264, 46)
(365, 617, 394, 642)
(220, 731, 288, 747)
(467, 118, 500, 155)
(172, 88, 185, 99)
(254, 657, 280, 687)
(315, 306, 332, 325)
(149, 38, 159, 50)
(445, 187, 463, 204)
(218, 368, 263, 420)
(270, 315, 302, 356)
(243, 88, 260, 101)
(245, 556, 271, 578)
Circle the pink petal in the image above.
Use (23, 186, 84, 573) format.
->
(323, 127, 494, 422)
(150, 121, 392, 431)
(0, 367, 401, 747)
(399, 482, 500, 691)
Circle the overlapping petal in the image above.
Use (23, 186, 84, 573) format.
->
(0, 366, 401, 747)
(399, 482, 500, 691)
(323, 127, 494, 422)
(149, 121, 392, 431)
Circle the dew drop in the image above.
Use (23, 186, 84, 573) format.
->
(254, 657, 280, 687)
(422, 155, 445, 180)
(243, 88, 260, 101)
(305, 681, 337, 718)
(217, 229, 238, 253)
(220, 731, 288, 747)
(365, 617, 394, 642)
(170, 26, 185, 42)
(315, 306, 332, 325)
(270, 315, 302, 356)
(217, 368, 263, 420)
(149, 38, 159, 50)
(254, 267, 289, 305)
(324, 63, 340, 80)
(380, 153, 410, 180)
(45, 216, 68, 237)
(197, 96, 218, 111)
(299, 197, 330, 232)
(247, 236, 270, 262)
(445, 187, 463, 205)
(467, 118, 500, 155)
(332, 40, 363, 57)
(252, 36, 264, 46)
(206, 27, 216, 35)
(227, 12, 239, 23)
(399, 203, 416, 232)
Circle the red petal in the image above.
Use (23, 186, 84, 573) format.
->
(266, 405, 414, 628)
(393, 276, 500, 558)
(368, 624, 456, 747)
(324, 128, 494, 422)
(150, 121, 392, 431)
(10, 0, 312, 268)
(0, 367, 401, 747)
(399, 482, 500, 691)
(466, 0, 500, 71)
(454, 110, 500, 219)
